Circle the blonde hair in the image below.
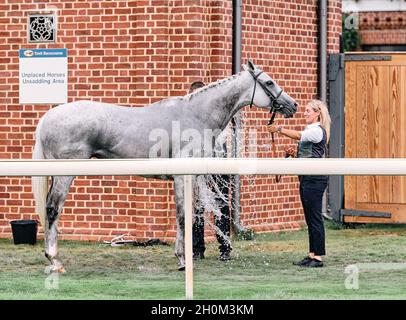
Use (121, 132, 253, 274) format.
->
(307, 99, 331, 142)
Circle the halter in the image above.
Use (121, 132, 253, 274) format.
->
(247, 68, 284, 113)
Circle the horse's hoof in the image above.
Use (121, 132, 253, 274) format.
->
(178, 265, 185, 271)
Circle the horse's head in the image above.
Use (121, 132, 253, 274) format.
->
(243, 60, 298, 118)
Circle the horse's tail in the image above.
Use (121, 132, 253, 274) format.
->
(32, 117, 48, 227)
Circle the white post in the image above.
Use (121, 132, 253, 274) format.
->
(184, 175, 193, 299)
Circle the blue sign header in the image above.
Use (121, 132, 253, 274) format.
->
(19, 48, 67, 58)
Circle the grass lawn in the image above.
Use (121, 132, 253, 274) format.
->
(1, 221, 406, 300)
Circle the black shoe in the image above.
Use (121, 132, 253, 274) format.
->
(293, 256, 312, 266)
(193, 252, 205, 260)
(302, 258, 324, 268)
(219, 251, 231, 261)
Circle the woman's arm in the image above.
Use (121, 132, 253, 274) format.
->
(268, 125, 301, 141)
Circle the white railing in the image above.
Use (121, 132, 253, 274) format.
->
(2, 158, 406, 176)
(2, 157, 406, 299)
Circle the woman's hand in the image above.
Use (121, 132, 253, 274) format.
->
(268, 125, 279, 134)
(268, 125, 301, 141)
(285, 146, 296, 158)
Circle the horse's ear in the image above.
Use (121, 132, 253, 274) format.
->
(247, 59, 256, 70)
(242, 64, 248, 71)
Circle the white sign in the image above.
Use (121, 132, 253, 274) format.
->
(19, 48, 67, 104)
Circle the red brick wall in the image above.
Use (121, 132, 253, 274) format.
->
(0, 0, 341, 242)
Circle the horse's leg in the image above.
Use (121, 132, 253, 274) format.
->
(173, 176, 186, 270)
(45, 175, 74, 273)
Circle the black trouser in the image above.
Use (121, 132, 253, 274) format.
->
(299, 175, 328, 256)
(193, 175, 231, 254)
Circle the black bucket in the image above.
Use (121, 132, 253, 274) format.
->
(10, 220, 38, 245)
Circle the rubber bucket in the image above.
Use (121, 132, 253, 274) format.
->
(10, 220, 38, 245)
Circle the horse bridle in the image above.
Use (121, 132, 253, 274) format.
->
(247, 68, 284, 120)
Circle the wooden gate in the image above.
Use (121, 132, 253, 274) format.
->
(344, 52, 406, 223)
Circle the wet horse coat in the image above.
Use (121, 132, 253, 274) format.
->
(32, 60, 298, 271)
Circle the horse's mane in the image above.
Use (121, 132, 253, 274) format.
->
(147, 71, 244, 107)
(186, 71, 243, 101)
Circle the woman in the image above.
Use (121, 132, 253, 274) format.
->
(269, 99, 331, 268)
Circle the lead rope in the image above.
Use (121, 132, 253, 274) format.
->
(272, 138, 282, 182)
(267, 111, 282, 183)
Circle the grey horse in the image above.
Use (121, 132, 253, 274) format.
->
(32, 60, 298, 272)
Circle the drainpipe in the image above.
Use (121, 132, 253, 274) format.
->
(319, 0, 329, 217)
(319, 0, 327, 102)
(231, 0, 252, 238)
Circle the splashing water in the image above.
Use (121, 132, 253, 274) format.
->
(192, 111, 272, 246)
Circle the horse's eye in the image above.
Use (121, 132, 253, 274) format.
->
(266, 80, 274, 86)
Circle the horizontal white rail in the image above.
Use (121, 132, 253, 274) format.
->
(0, 158, 406, 176)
